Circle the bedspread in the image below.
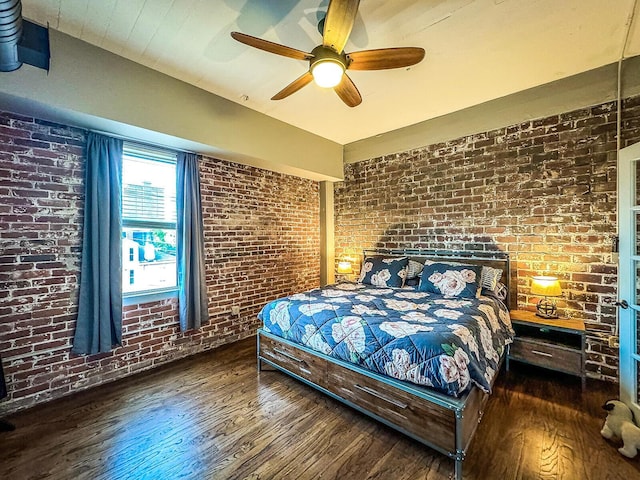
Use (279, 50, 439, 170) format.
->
(258, 282, 514, 397)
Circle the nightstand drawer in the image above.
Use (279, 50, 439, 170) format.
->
(509, 337, 582, 375)
(513, 323, 582, 349)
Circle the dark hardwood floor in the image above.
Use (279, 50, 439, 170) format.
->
(0, 337, 638, 480)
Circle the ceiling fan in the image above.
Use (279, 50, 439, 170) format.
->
(230, 0, 425, 107)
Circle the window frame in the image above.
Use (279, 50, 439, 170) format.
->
(121, 142, 179, 305)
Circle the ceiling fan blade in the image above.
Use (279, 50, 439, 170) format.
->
(271, 71, 314, 100)
(347, 47, 426, 71)
(334, 73, 361, 107)
(323, 0, 360, 54)
(231, 32, 312, 61)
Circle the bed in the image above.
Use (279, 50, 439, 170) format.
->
(256, 249, 514, 479)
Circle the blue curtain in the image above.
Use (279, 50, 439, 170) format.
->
(72, 133, 123, 354)
(177, 152, 209, 331)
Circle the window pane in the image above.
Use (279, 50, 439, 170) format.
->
(121, 144, 178, 296)
(122, 227, 177, 293)
(122, 154, 176, 223)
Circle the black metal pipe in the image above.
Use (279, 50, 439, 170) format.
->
(0, 0, 23, 72)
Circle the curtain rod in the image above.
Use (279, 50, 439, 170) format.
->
(89, 128, 197, 156)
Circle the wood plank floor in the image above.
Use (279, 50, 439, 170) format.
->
(0, 337, 638, 480)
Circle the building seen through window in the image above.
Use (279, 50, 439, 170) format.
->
(121, 144, 177, 295)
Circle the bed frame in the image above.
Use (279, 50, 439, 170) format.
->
(257, 249, 511, 480)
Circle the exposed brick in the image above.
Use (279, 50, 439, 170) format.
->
(335, 96, 640, 384)
(0, 110, 319, 415)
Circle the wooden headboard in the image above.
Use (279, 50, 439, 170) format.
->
(361, 248, 515, 310)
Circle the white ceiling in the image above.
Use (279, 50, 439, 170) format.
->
(21, 0, 640, 145)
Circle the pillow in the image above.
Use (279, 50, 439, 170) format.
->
(423, 259, 502, 294)
(406, 259, 424, 279)
(480, 266, 503, 291)
(493, 281, 508, 301)
(359, 257, 408, 288)
(418, 262, 482, 298)
(481, 282, 508, 305)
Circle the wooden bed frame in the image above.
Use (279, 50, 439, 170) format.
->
(257, 249, 512, 480)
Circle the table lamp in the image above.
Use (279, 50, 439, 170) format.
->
(530, 275, 562, 319)
(337, 261, 353, 275)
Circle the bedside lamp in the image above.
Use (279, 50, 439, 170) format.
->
(337, 261, 353, 275)
(530, 276, 562, 319)
(336, 260, 353, 283)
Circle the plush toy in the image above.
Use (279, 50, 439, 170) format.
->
(601, 400, 640, 458)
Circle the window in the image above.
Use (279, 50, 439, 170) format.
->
(121, 143, 177, 296)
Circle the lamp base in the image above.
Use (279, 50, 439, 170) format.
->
(536, 297, 558, 319)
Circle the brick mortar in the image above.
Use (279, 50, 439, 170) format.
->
(0, 111, 320, 415)
(335, 96, 640, 383)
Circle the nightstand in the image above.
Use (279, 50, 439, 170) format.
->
(506, 309, 586, 390)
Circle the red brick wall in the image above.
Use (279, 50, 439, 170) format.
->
(335, 96, 640, 383)
(0, 110, 320, 414)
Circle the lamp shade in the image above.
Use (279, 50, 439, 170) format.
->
(337, 261, 353, 274)
(530, 276, 562, 297)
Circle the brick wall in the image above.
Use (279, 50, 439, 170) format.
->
(0, 110, 320, 415)
(335, 95, 640, 382)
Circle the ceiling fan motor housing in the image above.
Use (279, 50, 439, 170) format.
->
(309, 45, 349, 71)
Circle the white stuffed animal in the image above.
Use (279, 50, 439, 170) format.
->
(601, 399, 640, 458)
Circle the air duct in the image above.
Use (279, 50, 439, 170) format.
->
(0, 0, 50, 73)
(0, 0, 23, 72)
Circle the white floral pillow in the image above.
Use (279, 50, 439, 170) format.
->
(422, 259, 501, 292)
(358, 257, 408, 288)
(418, 262, 482, 298)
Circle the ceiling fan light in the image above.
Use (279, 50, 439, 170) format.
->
(311, 60, 344, 88)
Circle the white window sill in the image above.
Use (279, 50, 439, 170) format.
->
(123, 288, 178, 306)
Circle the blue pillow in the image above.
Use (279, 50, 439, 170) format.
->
(419, 262, 481, 298)
(359, 257, 408, 287)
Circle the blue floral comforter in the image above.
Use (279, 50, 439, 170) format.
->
(258, 282, 514, 397)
